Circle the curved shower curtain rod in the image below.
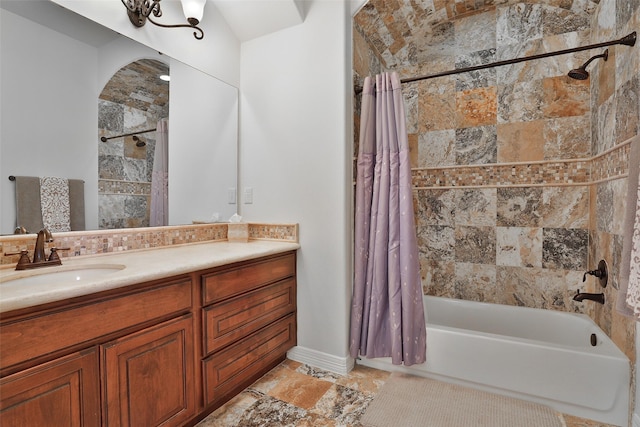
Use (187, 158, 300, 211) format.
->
(354, 31, 636, 94)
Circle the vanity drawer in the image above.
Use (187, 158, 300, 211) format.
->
(203, 278, 295, 356)
(0, 278, 192, 373)
(202, 252, 295, 304)
(202, 313, 296, 407)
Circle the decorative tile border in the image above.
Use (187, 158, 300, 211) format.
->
(0, 222, 299, 266)
(98, 179, 151, 195)
(249, 223, 299, 242)
(413, 137, 633, 189)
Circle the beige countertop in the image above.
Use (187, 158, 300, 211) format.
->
(0, 240, 300, 314)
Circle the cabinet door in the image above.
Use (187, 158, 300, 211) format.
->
(102, 314, 196, 427)
(0, 348, 100, 427)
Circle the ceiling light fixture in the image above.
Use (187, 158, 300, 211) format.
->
(120, 0, 206, 40)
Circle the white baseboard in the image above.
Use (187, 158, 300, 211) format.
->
(286, 346, 354, 376)
(633, 412, 640, 427)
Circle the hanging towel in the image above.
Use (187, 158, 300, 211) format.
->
(14, 176, 44, 233)
(40, 177, 71, 232)
(68, 179, 86, 231)
(617, 136, 640, 317)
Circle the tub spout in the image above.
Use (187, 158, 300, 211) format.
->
(573, 290, 605, 304)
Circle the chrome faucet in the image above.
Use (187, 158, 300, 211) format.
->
(33, 228, 53, 263)
(573, 290, 605, 304)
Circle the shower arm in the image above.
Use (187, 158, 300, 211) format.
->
(355, 31, 636, 93)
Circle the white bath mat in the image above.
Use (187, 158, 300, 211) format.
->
(361, 372, 563, 427)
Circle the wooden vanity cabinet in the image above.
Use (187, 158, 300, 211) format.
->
(0, 349, 101, 427)
(200, 252, 297, 410)
(0, 250, 297, 426)
(0, 276, 196, 427)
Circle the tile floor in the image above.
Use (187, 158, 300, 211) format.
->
(196, 359, 618, 427)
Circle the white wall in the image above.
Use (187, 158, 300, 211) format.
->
(169, 59, 239, 224)
(1, 9, 100, 232)
(239, 0, 353, 363)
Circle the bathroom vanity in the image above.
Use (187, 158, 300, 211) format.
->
(0, 242, 298, 426)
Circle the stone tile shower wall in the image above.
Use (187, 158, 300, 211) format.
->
(354, 0, 638, 359)
(588, 0, 638, 360)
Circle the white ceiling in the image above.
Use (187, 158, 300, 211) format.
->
(211, 0, 305, 42)
(1, 0, 306, 46)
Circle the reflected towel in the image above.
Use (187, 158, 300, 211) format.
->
(14, 176, 44, 233)
(617, 136, 640, 317)
(40, 177, 71, 232)
(68, 179, 85, 231)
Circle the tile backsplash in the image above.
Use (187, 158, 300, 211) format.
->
(0, 223, 298, 266)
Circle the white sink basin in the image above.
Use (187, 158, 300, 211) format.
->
(1, 264, 125, 287)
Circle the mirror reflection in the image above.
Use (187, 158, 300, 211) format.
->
(0, 1, 238, 235)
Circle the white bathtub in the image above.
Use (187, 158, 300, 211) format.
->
(358, 296, 630, 427)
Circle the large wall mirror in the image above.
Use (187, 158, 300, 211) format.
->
(0, 0, 238, 234)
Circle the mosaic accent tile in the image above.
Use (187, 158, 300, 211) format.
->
(418, 130, 456, 167)
(497, 120, 545, 162)
(542, 227, 588, 270)
(455, 86, 497, 128)
(99, 179, 151, 196)
(497, 187, 542, 227)
(541, 186, 589, 229)
(455, 125, 497, 164)
(455, 225, 496, 264)
(413, 160, 591, 188)
(248, 223, 298, 242)
(0, 222, 297, 265)
(454, 188, 497, 226)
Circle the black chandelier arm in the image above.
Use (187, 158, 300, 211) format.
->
(147, 14, 204, 39)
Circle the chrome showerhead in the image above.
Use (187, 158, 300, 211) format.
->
(568, 49, 608, 80)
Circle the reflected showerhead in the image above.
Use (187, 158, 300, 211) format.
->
(133, 135, 146, 147)
(568, 49, 608, 80)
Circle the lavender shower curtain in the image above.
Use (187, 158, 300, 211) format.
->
(150, 118, 168, 227)
(349, 72, 426, 366)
